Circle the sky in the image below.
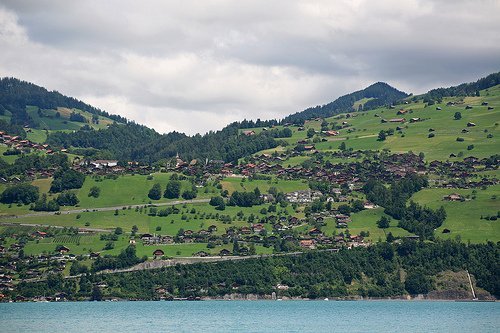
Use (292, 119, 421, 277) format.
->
(0, 0, 499, 135)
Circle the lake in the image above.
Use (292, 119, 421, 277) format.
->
(0, 300, 498, 332)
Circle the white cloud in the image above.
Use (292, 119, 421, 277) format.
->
(0, 1, 499, 134)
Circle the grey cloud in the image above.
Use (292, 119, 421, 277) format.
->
(0, 1, 499, 134)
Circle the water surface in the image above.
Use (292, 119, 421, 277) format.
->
(1, 300, 498, 332)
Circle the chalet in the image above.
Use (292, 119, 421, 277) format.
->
(363, 202, 377, 209)
(276, 284, 290, 290)
(465, 105, 473, 109)
(309, 228, 322, 237)
(35, 231, 48, 238)
(303, 145, 315, 151)
(194, 251, 209, 257)
(323, 130, 339, 136)
(90, 160, 118, 168)
(443, 193, 463, 201)
(58, 246, 70, 254)
(242, 130, 256, 136)
(89, 252, 101, 259)
(466, 122, 476, 127)
(488, 106, 494, 110)
(397, 109, 408, 115)
(208, 225, 217, 233)
(481, 102, 489, 106)
(409, 117, 421, 123)
(153, 249, 165, 259)
(461, 129, 469, 133)
(389, 118, 406, 123)
(219, 249, 231, 256)
(240, 226, 252, 234)
(299, 239, 316, 249)
(252, 224, 265, 233)
(436, 107, 442, 110)
(140, 233, 154, 242)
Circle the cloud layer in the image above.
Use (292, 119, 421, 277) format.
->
(1, 0, 499, 134)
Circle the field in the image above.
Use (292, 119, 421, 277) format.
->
(411, 185, 500, 243)
(248, 85, 500, 162)
(221, 176, 308, 194)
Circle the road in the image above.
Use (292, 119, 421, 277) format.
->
(0, 198, 211, 220)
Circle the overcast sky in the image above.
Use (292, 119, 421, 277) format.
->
(1, 0, 499, 134)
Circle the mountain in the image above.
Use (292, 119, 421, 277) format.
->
(282, 82, 409, 124)
(0, 77, 127, 127)
(2, 72, 500, 163)
(419, 71, 500, 102)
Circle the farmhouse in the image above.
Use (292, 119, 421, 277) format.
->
(242, 130, 256, 136)
(152, 249, 165, 259)
(389, 118, 406, 123)
(443, 193, 463, 201)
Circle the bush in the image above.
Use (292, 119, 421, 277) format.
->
(88, 186, 101, 198)
(456, 137, 464, 142)
(428, 133, 435, 138)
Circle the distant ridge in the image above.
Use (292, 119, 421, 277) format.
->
(0, 77, 128, 126)
(282, 82, 408, 124)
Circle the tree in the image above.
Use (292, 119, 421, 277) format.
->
(0, 184, 39, 204)
(378, 130, 386, 141)
(164, 180, 181, 199)
(209, 196, 224, 207)
(377, 216, 391, 229)
(307, 128, 316, 138)
(148, 183, 162, 200)
(56, 191, 79, 206)
(50, 168, 85, 193)
(454, 112, 462, 120)
(405, 270, 432, 295)
(88, 186, 101, 198)
(339, 141, 346, 151)
(91, 285, 103, 301)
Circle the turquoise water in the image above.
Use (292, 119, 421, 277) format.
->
(0, 300, 498, 332)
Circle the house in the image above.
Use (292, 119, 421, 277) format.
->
(309, 228, 322, 237)
(443, 193, 463, 201)
(389, 118, 406, 123)
(153, 249, 165, 259)
(363, 202, 377, 209)
(252, 223, 265, 233)
(219, 249, 231, 256)
(242, 130, 256, 136)
(194, 251, 209, 257)
(208, 225, 217, 233)
(410, 117, 421, 123)
(300, 239, 316, 249)
(58, 246, 70, 254)
(240, 226, 252, 234)
(90, 160, 118, 168)
(397, 109, 408, 115)
(303, 145, 315, 151)
(466, 122, 476, 127)
(323, 130, 339, 136)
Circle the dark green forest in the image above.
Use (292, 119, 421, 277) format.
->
(12, 240, 499, 300)
(282, 82, 409, 124)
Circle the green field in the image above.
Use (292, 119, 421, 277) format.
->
(221, 176, 308, 194)
(411, 185, 500, 243)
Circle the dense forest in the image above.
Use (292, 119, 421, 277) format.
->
(282, 82, 409, 125)
(0, 77, 128, 125)
(12, 240, 499, 300)
(421, 72, 500, 102)
(46, 122, 281, 163)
